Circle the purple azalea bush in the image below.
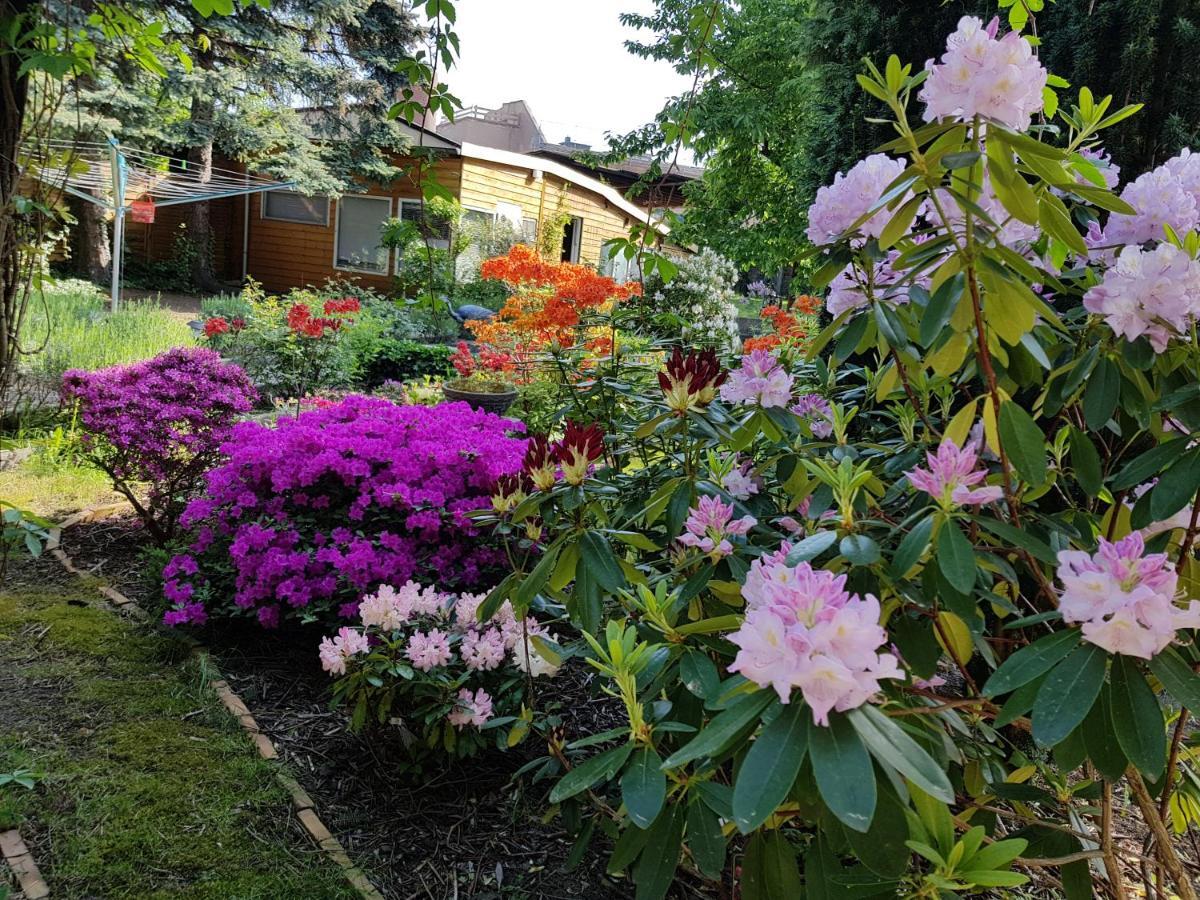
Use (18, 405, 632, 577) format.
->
(62, 347, 258, 544)
(162, 396, 526, 628)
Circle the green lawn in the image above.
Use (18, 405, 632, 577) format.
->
(0, 583, 357, 899)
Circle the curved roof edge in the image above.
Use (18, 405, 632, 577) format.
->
(458, 142, 670, 237)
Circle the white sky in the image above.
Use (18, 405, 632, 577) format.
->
(441, 0, 692, 151)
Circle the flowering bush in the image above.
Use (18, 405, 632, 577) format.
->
(318, 579, 560, 757)
(161, 396, 526, 628)
(62, 347, 257, 544)
(631, 247, 742, 351)
(469, 14, 1200, 900)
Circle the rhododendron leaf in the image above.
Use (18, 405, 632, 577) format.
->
(840, 534, 881, 567)
(633, 802, 683, 900)
(1080, 684, 1126, 782)
(891, 614, 941, 679)
(622, 747, 667, 829)
(1150, 448, 1200, 522)
(1083, 357, 1120, 429)
(685, 799, 725, 879)
(1109, 655, 1166, 782)
(810, 712, 876, 833)
(1112, 439, 1191, 491)
(998, 401, 1046, 486)
(879, 195, 923, 250)
(661, 690, 773, 769)
(1032, 644, 1106, 748)
(732, 700, 809, 833)
(579, 531, 626, 594)
(680, 650, 720, 700)
(935, 611, 973, 665)
(740, 830, 802, 899)
(550, 743, 633, 804)
(844, 783, 910, 878)
(514, 543, 561, 609)
(994, 674, 1045, 728)
(936, 521, 976, 594)
(607, 816, 650, 874)
(1069, 427, 1103, 497)
(1037, 193, 1087, 255)
(610, 531, 660, 552)
(833, 313, 871, 364)
(549, 541, 579, 593)
(848, 706, 954, 803)
(783, 530, 838, 565)
(974, 516, 1058, 564)
(477, 572, 517, 623)
(983, 629, 1081, 697)
(1148, 647, 1200, 711)
(919, 273, 965, 348)
(890, 515, 934, 580)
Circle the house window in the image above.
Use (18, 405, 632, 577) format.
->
(521, 217, 538, 244)
(602, 241, 639, 284)
(262, 189, 329, 226)
(561, 215, 583, 263)
(335, 195, 391, 274)
(456, 208, 497, 280)
(398, 199, 451, 249)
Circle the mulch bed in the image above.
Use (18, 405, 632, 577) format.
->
(59, 513, 654, 898)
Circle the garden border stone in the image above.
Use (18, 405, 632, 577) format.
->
(0, 828, 50, 899)
(44, 503, 385, 900)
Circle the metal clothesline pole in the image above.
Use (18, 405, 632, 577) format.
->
(109, 138, 125, 312)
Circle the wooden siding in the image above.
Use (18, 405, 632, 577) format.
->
(244, 157, 462, 294)
(458, 158, 635, 266)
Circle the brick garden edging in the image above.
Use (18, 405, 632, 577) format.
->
(1, 828, 49, 899)
(43, 504, 385, 900)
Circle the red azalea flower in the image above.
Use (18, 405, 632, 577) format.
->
(203, 316, 230, 339)
(230, 317, 246, 331)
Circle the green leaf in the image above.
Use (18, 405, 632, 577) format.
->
(622, 747, 667, 829)
(974, 516, 1058, 564)
(844, 784, 911, 878)
(634, 803, 684, 900)
(680, 650, 720, 700)
(1083, 358, 1120, 429)
(661, 691, 773, 769)
(999, 402, 1047, 486)
(783, 530, 838, 565)
(579, 531, 626, 594)
(919, 273, 965, 348)
(686, 799, 725, 879)
(983, 629, 1081, 697)
(1082, 684, 1127, 781)
(848, 705, 954, 802)
(513, 542, 561, 608)
(732, 702, 809, 833)
(1032, 644, 1107, 748)
(937, 520, 976, 595)
(550, 743, 633, 803)
(1109, 655, 1166, 782)
(840, 534, 881, 566)
(1150, 448, 1200, 522)
(1038, 193, 1087, 255)
(740, 830, 802, 899)
(879, 195, 923, 249)
(810, 713, 876, 833)
(890, 515, 934, 580)
(1111, 439, 1190, 491)
(1069, 427, 1103, 497)
(1148, 647, 1200, 710)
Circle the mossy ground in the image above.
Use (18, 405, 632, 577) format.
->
(0, 568, 356, 899)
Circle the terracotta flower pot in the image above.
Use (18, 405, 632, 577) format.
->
(442, 381, 518, 415)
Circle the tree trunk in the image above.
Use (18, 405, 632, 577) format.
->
(67, 194, 111, 284)
(187, 43, 221, 293)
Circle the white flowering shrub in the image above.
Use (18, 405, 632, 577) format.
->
(471, 11, 1200, 900)
(634, 247, 742, 351)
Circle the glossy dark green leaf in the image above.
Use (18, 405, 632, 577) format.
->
(732, 702, 809, 833)
(810, 713, 876, 833)
(579, 531, 626, 593)
(936, 520, 976, 595)
(994, 674, 1044, 728)
(919, 273, 966, 348)
(841, 533, 881, 566)
(679, 650, 720, 700)
(1082, 684, 1127, 781)
(784, 530, 838, 565)
(849, 705, 954, 802)
(1083, 357, 1120, 429)
(661, 690, 774, 769)
(686, 799, 725, 879)
(1069, 427, 1103, 497)
(622, 747, 667, 829)
(891, 515, 934, 580)
(1112, 439, 1190, 491)
(550, 743, 633, 803)
(1032, 644, 1107, 748)
(983, 629, 1081, 697)
(740, 830, 802, 899)
(1150, 448, 1200, 522)
(513, 542, 561, 607)
(844, 784, 911, 878)
(974, 516, 1058, 564)
(1148, 646, 1200, 710)
(1109, 655, 1165, 782)
(998, 402, 1047, 486)
(633, 803, 683, 900)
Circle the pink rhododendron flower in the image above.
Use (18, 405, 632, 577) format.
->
(406, 628, 453, 671)
(359, 583, 411, 630)
(806, 154, 909, 246)
(1082, 242, 1200, 352)
(906, 437, 1003, 508)
(318, 626, 370, 675)
(511, 638, 560, 678)
(721, 462, 760, 501)
(447, 687, 494, 729)
(461, 627, 508, 671)
(1056, 533, 1200, 659)
(1098, 165, 1199, 250)
(677, 494, 757, 560)
(919, 16, 1048, 131)
(719, 350, 794, 408)
(792, 393, 834, 438)
(729, 557, 903, 725)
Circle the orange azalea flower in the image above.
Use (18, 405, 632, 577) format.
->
(794, 294, 822, 316)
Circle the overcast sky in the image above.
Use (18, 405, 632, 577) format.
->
(441, 0, 692, 151)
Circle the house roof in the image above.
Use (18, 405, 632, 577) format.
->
(294, 106, 461, 153)
(458, 142, 670, 237)
(532, 145, 704, 183)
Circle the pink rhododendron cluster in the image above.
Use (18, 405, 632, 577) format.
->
(805, 154, 908, 246)
(1082, 242, 1200, 352)
(677, 494, 757, 560)
(919, 16, 1048, 131)
(448, 688, 494, 729)
(719, 350, 794, 408)
(721, 462, 760, 501)
(1056, 533, 1200, 659)
(318, 626, 371, 676)
(162, 397, 526, 628)
(729, 552, 903, 725)
(791, 393, 834, 438)
(906, 437, 1003, 508)
(1089, 148, 1200, 252)
(62, 347, 257, 543)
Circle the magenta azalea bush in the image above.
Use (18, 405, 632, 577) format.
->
(62, 347, 257, 544)
(162, 396, 526, 628)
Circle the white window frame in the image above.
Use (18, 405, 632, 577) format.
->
(333, 194, 393, 275)
(261, 189, 330, 227)
(398, 199, 452, 250)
